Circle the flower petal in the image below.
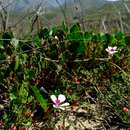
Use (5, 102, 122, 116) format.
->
(60, 102, 70, 107)
(113, 46, 117, 50)
(105, 48, 109, 52)
(50, 95, 57, 104)
(59, 106, 65, 110)
(58, 94, 66, 103)
(108, 46, 112, 50)
(53, 104, 59, 108)
(59, 103, 70, 110)
(109, 51, 117, 55)
(53, 104, 65, 110)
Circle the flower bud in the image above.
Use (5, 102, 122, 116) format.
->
(123, 107, 129, 112)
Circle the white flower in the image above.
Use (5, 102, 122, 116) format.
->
(50, 94, 70, 110)
(105, 46, 118, 55)
(54, 36, 58, 40)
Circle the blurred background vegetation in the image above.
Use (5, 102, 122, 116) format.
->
(1, 0, 130, 37)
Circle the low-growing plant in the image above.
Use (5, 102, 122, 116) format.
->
(0, 22, 130, 129)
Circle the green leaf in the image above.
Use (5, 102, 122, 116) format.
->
(70, 23, 81, 33)
(62, 21, 68, 33)
(114, 32, 125, 40)
(104, 33, 113, 44)
(67, 30, 85, 55)
(33, 35, 41, 48)
(19, 82, 28, 104)
(15, 55, 20, 71)
(125, 36, 130, 47)
(32, 86, 48, 111)
(10, 93, 17, 101)
(0, 41, 4, 49)
(78, 41, 85, 55)
(84, 32, 92, 42)
(26, 69, 35, 80)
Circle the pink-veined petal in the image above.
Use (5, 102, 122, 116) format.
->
(109, 52, 114, 55)
(50, 95, 57, 104)
(108, 46, 112, 50)
(110, 50, 117, 54)
(53, 104, 65, 110)
(53, 104, 59, 108)
(58, 94, 66, 103)
(59, 103, 70, 110)
(59, 106, 65, 110)
(113, 46, 117, 50)
(60, 102, 70, 107)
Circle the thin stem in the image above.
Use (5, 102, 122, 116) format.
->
(0, 38, 32, 42)
(110, 61, 128, 76)
(73, 58, 109, 62)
